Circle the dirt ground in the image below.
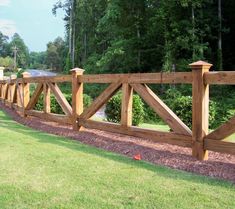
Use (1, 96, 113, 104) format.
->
(0, 103, 234, 183)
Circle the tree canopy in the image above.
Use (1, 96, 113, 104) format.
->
(53, 0, 235, 73)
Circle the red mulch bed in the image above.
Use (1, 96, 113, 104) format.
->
(0, 103, 235, 183)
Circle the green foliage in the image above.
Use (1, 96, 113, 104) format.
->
(0, 56, 14, 70)
(105, 92, 144, 126)
(164, 89, 216, 129)
(34, 93, 92, 114)
(9, 33, 30, 68)
(16, 69, 26, 78)
(46, 37, 67, 72)
(29, 51, 47, 69)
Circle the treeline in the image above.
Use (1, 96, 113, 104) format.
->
(53, 0, 235, 74)
(0, 31, 66, 72)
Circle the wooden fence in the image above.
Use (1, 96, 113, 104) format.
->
(0, 61, 235, 160)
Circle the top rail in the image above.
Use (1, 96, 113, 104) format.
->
(204, 71, 235, 85)
(79, 72, 192, 84)
(2, 70, 235, 85)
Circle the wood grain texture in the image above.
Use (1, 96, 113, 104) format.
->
(204, 71, 235, 85)
(48, 83, 72, 116)
(121, 83, 133, 127)
(71, 69, 84, 131)
(79, 119, 192, 148)
(26, 83, 43, 110)
(204, 139, 235, 155)
(80, 81, 122, 120)
(206, 115, 235, 140)
(43, 84, 51, 113)
(26, 110, 72, 125)
(79, 72, 192, 84)
(131, 83, 192, 135)
(191, 61, 212, 160)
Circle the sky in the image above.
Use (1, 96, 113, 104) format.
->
(0, 0, 65, 52)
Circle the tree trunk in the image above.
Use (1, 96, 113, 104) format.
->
(218, 0, 223, 70)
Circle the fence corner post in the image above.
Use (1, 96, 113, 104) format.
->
(70, 68, 85, 131)
(22, 72, 30, 117)
(190, 60, 212, 160)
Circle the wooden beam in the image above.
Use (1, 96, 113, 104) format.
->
(191, 61, 212, 160)
(121, 83, 133, 127)
(131, 83, 192, 136)
(80, 81, 122, 120)
(26, 110, 72, 125)
(204, 71, 235, 85)
(78, 72, 192, 84)
(71, 68, 84, 131)
(48, 83, 72, 116)
(206, 115, 235, 140)
(43, 84, 51, 113)
(79, 119, 192, 148)
(22, 72, 30, 117)
(26, 83, 43, 110)
(204, 139, 235, 155)
(21, 75, 72, 84)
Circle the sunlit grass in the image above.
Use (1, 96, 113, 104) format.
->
(0, 110, 234, 208)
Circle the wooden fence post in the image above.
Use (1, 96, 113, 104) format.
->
(71, 68, 84, 131)
(9, 75, 16, 108)
(121, 83, 133, 128)
(22, 72, 30, 117)
(190, 61, 212, 160)
(43, 84, 51, 113)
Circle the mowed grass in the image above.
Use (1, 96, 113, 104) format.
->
(0, 111, 234, 209)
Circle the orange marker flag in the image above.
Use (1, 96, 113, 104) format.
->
(133, 154, 141, 160)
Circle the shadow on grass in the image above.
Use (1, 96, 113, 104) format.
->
(0, 107, 235, 186)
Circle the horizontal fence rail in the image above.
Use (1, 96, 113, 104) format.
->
(0, 61, 235, 160)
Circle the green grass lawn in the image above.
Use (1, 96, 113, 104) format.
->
(0, 110, 234, 209)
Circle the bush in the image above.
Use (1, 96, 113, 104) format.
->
(34, 93, 92, 114)
(164, 89, 216, 129)
(143, 88, 217, 129)
(105, 92, 144, 126)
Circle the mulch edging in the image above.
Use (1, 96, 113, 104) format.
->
(0, 103, 235, 183)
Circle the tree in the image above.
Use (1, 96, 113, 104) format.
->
(0, 31, 10, 57)
(9, 33, 30, 68)
(45, 37, 66, 71)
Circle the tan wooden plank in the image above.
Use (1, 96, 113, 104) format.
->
(43, 84, 51, 113)
(206, 115, 235, 140)
(204, 139, 235, 155)
(204, 71, 235, 85)
(80, 81, 122, 120)
(121, 83, 133, 127)
(191, 61, 212, 160)
(79, 119, 192, 147)
(79, 72, 192, 84)
(71, 69, 84, 131)
(26, 83, 43, 110)
(48, 83, 72, 116)
(26, 110, 72, 124)
(17, 84, 23, 108)
(22, 75, 72, 84)
(131, 83, 192, 136)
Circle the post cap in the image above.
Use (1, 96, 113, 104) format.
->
(70, 68, 85, 74)
(22, 72, 30, 78)
(189, 60, 213, 67)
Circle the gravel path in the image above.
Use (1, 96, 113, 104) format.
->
(0, 103, 235, 183)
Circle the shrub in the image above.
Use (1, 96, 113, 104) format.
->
(164, 89, 216, 129)
(105, 92, 144, 126)
(34, 93, 92, 114)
